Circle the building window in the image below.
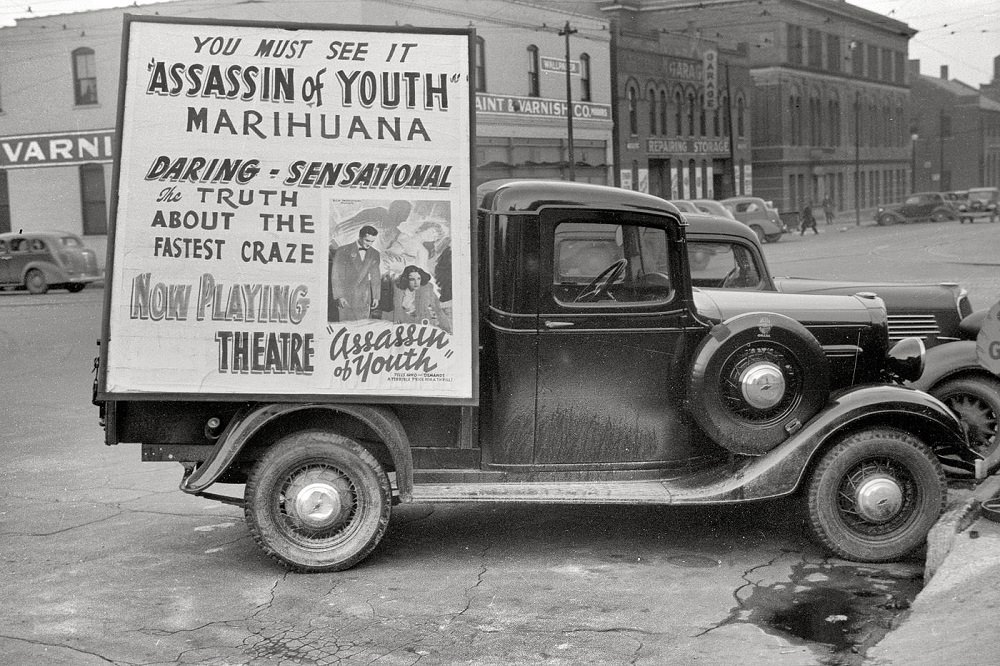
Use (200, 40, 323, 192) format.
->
(807, 29, 822, 68)
(826, 34, 841, 72)
(79, 163, 107, 235)
(580, 53, 591, 102)
(882, 47, 893, 81)
(0, 169, 10, 234)
(72, 47, 98, 105)
(712, 105, 720, 137)
(829, 97, 841, 147)
(474, 37, 486, 92)
(527, 45, 539, 97)
(686, 90, 696, 136)
(787, 24, 803, 65)
(851, 41, 864, 77)
(894, 51, 905, 84)
(940, 113, 952, 138)
(736, 97, 745, 137)
(628, 85, 638, 135)
(698, 93, 706, 136)
(659, 90, 668, 135)
(649, 87, 658, 135)
(721, 94, 730, 136)
(867, 44, 878, 79)
(674, 90, 684, 135)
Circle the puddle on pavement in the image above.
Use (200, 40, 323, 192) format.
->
(724, 558, 923, 664)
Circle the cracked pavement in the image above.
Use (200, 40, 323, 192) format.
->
(1, 290, 925, 665)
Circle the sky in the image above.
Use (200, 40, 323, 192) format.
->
(0, 0, 997, 86)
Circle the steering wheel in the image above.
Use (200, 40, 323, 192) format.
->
(575, 259, 627, 303)
(721, 266, 743, 288)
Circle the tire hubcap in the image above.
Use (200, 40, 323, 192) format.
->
(854, 473, 904, 523)
(284, 468, 353, 533)
(739, 362, 786, 409)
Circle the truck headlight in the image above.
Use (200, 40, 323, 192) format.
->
(886, 337, 925, 382)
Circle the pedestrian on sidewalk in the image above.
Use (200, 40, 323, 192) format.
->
(822, 196, 834, 225)
(800, 201, 818, 235)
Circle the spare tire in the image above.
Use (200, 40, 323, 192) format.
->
(689, 312, 830, 455)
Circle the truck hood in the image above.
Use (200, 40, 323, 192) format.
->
(772, 277, 964, 310)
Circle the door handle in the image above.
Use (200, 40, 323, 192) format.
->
(543, 321, 575, 329)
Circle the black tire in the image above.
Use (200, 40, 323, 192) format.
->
(878, 213, 896, 226)
(245, 430, 391, 572)
(689, 313, 829, 454)
(749, 225, 765, 243)
(66, 283, 86, 293)
(931, 210, 949, 223)
(806, 428, 946, 562)
(25, 269, 48, 295)
(764, 233, 782, 243)
(931, 376, 1000, 458)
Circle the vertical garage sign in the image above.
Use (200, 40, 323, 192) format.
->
(104, 16, 474, 402)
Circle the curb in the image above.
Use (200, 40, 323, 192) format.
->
(925, 473, 1000, 580)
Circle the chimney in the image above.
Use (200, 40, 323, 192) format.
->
(940, 65, 949, 80)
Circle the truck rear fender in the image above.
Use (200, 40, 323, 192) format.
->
(714, 385, 972, 501)
(179, 403, 414, 501)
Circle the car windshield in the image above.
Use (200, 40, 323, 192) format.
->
(59, 236, 83, 248)
(968, 189, 996, 202)
(688, 240, 765, 290)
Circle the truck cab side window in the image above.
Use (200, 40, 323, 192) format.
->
(552, 221, 671, 305)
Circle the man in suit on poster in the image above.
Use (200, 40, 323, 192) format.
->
(330, 225, 381, 322)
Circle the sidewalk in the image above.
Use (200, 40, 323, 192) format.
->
(869, 473, 1000, 665)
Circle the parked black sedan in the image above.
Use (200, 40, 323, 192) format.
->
(686, 213, 998, 465)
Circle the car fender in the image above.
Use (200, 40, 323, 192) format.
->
(19, 259, 67, 284)
(907, 340, 987, 392)
(680, 385, 970, 504)
(179, 402, 414, 500)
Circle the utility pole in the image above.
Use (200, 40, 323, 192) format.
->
(854, 89, 861, 226)
(725, 62, 737, 196)
(939, 108, 946, 192)
(559, 22, 578, 181)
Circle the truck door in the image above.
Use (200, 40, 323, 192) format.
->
(533, 208, 698, 465)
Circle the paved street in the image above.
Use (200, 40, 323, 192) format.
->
(1, 216, 999, 665)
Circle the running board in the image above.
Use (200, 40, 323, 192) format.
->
(411, 480, 675, 504)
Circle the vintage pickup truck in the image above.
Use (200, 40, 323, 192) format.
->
(95, 180, 983, 572)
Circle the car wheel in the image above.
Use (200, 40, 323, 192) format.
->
(878, 213, 896, 226)
(25, 269, 48, 295)
(806, 428, 945, 562)
(931, 210, 949, 223)
(931, 376, 1000, 458)
(764, 233, 782, 243)
(66, 284, 86, 293)
(750, 225, 765, 243)
(689, 312, 829, 454)
(244, 430, 391, 572)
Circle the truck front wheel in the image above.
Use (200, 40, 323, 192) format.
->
(245, 430, 391, 572)
(806, 428, 945, 562)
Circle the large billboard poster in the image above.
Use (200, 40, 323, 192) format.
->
(105, 17, 474, 401)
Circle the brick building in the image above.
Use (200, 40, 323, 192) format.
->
(0, 0, 614, 256)
(590, 0, 914, 216)
(909, 63, 1000, 193)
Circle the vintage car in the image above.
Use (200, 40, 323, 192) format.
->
(957, 187, 999, 224)
(0, 231, 102, 294)
(875, 192, 957, 225)
(680, 199, 737, 220)
(720, 196, 786, 243)
(685, 212, 997, 463)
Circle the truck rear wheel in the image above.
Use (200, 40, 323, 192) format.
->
(245, 430, 391, 572)
(806, 428, 945, 562)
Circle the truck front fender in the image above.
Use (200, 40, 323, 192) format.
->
(179, 403, 414, 500)
(682, 385, 972, 503)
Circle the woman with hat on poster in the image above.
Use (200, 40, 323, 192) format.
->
(392, 264, 452, 334)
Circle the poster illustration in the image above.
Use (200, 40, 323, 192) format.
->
(104, 17, 474, 401)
